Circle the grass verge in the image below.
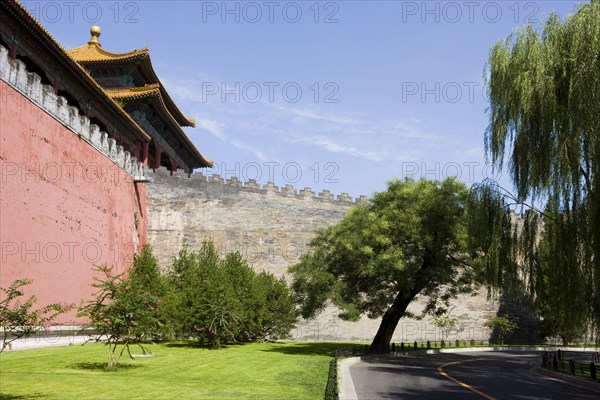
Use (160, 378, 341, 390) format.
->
(0, 341, 356, 400)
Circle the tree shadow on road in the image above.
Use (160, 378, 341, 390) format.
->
(352, 352, 597, 399)
(353, 356, 479, 399)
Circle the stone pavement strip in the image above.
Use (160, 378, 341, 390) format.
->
(2, 335, 93, 351)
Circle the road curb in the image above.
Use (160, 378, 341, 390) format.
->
(338, 356, 361, 400)
(533, 366, 600, 395)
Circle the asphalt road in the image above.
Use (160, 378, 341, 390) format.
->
(349, 351, 599, 399)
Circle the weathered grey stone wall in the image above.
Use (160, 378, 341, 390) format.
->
(147, 167, 501, 342)
(146, 167, 361, 275)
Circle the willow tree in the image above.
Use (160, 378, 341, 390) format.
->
(485, 0, 600, 338)
(290, 178, 511, 352)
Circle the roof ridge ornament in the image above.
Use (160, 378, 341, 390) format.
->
(88, 26, 101, 46)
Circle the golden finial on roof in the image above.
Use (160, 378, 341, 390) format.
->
(88, 26, 101, 46)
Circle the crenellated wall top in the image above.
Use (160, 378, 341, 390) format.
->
(152, 166, 370, 206)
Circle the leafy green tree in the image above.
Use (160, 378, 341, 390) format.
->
(254, 271, 298, 340)
(166, 241, 298, 347)
(78, 265, 161, 368)
(484, 313, 518, 345)
(534, 209, 589, 345)
(0, 278, 73, 352)
(219, 253, 298, 341)
(290, 178, 507, 352)
(196, 302, 240, 348)
(485, 0, 600, 338)
(166, 243, 240, 347)
(430, 306, 459, 341)
(164, 247, 205, 339)
(128, 245, 166, 298)
(167, 245, 213, 342)
(128, 245, 169, 339)
(219, 251, 263, 341)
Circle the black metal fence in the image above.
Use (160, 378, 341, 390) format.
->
(542, 350, 599, 381)
(350, 339, 491, 356)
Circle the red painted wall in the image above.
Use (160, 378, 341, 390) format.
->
(0, 81, 146, 323)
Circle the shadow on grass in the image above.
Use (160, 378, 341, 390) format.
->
(68, 362, 143, 372)
(163, 341, 231, 350)
(163, 340, 260, 351)
(260, 342, 358, 357)
(0, 394, 45, 399)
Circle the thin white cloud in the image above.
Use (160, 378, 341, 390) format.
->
(196, 116, 269, 161)
(168, 76, 444, 164)
(288, 134, 384, 162)
(230, 139, 269, 162)
(274, 104, 362, 125)
(199, 118, 227, 141)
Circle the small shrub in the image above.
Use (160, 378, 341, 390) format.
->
(0, 278, 74, 352)
(430, 306, 459, 341)
(484, 313, 518, 345)
(78, 265, 161, 368)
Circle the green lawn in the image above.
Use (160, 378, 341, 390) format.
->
(0, 341, 355, 400)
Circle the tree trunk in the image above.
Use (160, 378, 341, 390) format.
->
(370, 252, 434, 353)
(370, 290, 419, 353)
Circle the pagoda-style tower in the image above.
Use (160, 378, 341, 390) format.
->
(67, 26, 212, 173)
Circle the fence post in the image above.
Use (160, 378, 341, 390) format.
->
(553, 354, 558, 370)
(542, 352, 546, 367)
(392, 342, 396, 353)
(591, 363, 597, 380)
(569, 360, 575, 375)
(557, 349, 562, 361)
(400, 342, 404, 352)
(427, 340, 431, 350)
(414, 341, 418, 350)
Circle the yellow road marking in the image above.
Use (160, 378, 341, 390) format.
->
(437, 358, 497, 400)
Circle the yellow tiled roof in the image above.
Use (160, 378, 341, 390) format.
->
(4, 1, 209, 169)
(67, 42, 149, 63)
(2, 1, 151, 142)
(66, 31, 195, 128)
(105, 83, 161, 100)
(106, 84, 213, 168)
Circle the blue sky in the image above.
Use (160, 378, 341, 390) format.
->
(29, 0, 583, 199)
